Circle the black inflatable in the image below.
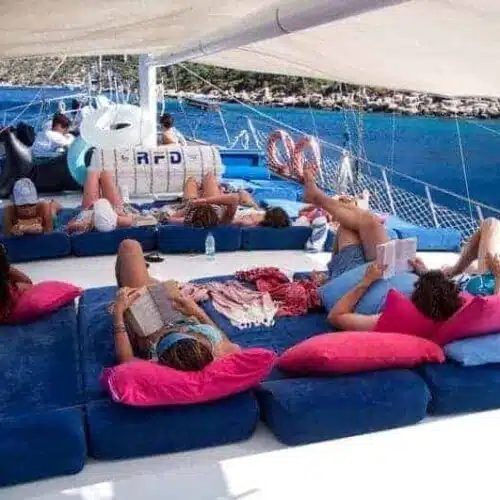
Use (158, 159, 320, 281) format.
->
(0, 129, 82, 198)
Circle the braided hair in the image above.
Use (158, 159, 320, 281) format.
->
(158, 337, 214, 371)
(411, 270, 462, 321)
(185, 205, 219, 229)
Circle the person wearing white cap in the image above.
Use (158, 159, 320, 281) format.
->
(66, 170, 134, 234)
(3, 178, 61, 237)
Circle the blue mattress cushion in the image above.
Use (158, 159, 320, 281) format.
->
(78, 292, 259, 460)
(420, 363, 500, 415)
(242, 226, 334, 251)
(223, 165, 270, 180)
(319, 263, 418, 313)
(70, 226, 157, 257)
(445, 333, 500, 367)
(256, 370, 430, 445)
(158, 224, 242, 253)
(0, 305, 86, 486)
(0, 231, 71, 263)
(394, 226, 462, 251)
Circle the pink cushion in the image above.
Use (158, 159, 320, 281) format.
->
(374, 289, 439, 339)
(9, 281, 82, 323)
(435, 295, 500, 345)
(278, 331, 444, 375)
(101, 348, 276, 407)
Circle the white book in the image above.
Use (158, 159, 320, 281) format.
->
(376, 238, 417, 279)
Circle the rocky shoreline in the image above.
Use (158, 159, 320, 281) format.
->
(167, 88, 500, 120)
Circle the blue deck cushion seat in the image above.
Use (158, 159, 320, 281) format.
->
(78, 291, 259, 460)
(319, 263, 418, 314)
(419, 363, 500, 415)
(70, 226, 157, 257)
(223, 164, 270, 180)
(0, 231, 71, 263)
(394, 226, 462, 251)
(256, 371, 430, 445)
(241, 226, 335, 251)
(158, 224, 242, 253)
(0, 305, 86, 486)
(196, 275, 430, 445)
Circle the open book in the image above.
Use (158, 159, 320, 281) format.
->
(376, 238, 417, 279)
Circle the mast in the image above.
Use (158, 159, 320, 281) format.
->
(138, 54, 157, 147)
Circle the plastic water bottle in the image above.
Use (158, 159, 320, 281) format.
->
(205, 232, 215, 260)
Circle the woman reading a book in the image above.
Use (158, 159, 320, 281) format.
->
(111, 239, 240, 371)
(164, 173, 291, 229)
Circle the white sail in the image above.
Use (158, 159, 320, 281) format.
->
(1, 0, 499, 96)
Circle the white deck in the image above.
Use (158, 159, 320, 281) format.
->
(6, 249, 496, 500)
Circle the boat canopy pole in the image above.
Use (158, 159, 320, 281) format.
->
(139, 54, 157, 147)
(148, 0, 407, 68)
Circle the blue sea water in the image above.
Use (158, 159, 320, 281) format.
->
(2, 86, 500, 215)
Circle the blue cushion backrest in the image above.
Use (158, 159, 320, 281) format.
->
(319, 263, 418, 314)
(241, 226, 334, 251)
(71, 226, 157, 257)
(223, 165, 270, 180)
(0, 232, 71, 263)
(158, 224, 242, 253)
(444, 333, 500, 366)
(0, 304, 81, 418)
(394, 227, 462, 251)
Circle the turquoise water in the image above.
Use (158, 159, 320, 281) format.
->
(2, 86, 500, 214)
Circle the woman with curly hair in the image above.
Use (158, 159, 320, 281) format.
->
(165, 173, 291, 229)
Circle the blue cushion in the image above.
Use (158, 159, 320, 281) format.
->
(0, 232, 71, 263)
(445, 333, 500, 366)
(319, 263, 418, 313)
(223, 165, 270, 180)
(70, 227, 157, 256)
(260, 199, 308, 219)
(420, 363, 500, 415)
(158, 224, 242, 253)
(394, 227, 462, 251)
(78, 294, 259, 459)
(383, 215, 417, 230)
(220, 150, 263, 168)
(241, 226, 334, 251)
(0, 409, 86, 487)
(256, 370, 430, 445)
(0, 305, 86, 486)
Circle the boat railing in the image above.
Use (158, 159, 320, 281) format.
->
(249, 118, 498, 240)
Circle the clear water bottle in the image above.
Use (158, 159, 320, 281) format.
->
(205, 232, 215, 260)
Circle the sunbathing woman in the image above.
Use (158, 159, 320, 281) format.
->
(164, 173, 291, 229)
(66, 170, 133, 234)
(112, 239, 240, 370)
(0, 243, 33, 323)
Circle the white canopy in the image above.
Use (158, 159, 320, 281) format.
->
(1, 0, 500, 96)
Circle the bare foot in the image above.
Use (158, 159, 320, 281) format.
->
(303, 169, 320, 204)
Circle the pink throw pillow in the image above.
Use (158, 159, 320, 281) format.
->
(101, 348, 276, 407)
(435, 295, 500, 345)
(374, 289, 439, 339)
(9, 281, 82, 323)
(278, 331, 444, 375)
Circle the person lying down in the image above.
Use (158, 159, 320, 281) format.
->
(111, 240, 240, 370)
(162, 173, 291, 229)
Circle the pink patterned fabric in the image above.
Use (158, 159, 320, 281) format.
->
(101, 348, 276, 407)
(236, 267, 322, 316)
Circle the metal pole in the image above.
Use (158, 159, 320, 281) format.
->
(218, 110, 232, 146)
(425, 185, 440, 227)
(476, 205, 484, 221)
(381, 168, 397, 215)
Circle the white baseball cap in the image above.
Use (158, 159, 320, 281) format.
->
(12, 178, 38, 206)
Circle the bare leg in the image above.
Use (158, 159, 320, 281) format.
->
(303, 170, 388, 260)
(99, 170, 123, 209)
(81, 171, 101, 209)
(115, 239, 154, 288)
(477, 218, 500, 274)
(184, 177, 199, 201)
(201, 173, 221, 198)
